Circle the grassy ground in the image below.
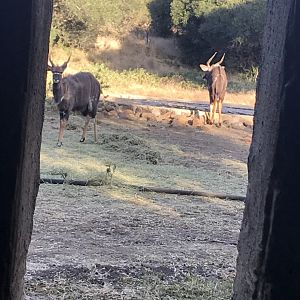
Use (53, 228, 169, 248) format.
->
(41, 104, 249, 196)
(26, 270, 233, 299)
(25, 104, 250, 299)
(26, 182, 241, 300)
(31, 39, 252, 299)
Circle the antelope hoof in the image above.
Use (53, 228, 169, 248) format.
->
(216, 122, 222, 128)
(80, 137, 85, 143)
(57, 141, 63, 147)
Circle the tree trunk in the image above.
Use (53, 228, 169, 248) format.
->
(0, 1, 52, 299)
(233, 0, 300, 299)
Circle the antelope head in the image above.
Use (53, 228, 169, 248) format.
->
(200, 52, 225, 73)
(47, 55, 71, 84)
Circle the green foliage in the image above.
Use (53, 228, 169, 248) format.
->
(171, 0, 266, 70)
(50, 0, 267, 71)
(51, 0, 95, 48)
(51, 0, 151, 48)
(240, 66, 259, 82)
(171, 0, 201, 28)
(148, 0, 173, 37)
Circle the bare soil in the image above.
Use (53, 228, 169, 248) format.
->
(25, 102, 252, 299)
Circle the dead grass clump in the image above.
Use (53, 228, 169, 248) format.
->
(66, 123, 78, 130)
(99, 133, 162, 165)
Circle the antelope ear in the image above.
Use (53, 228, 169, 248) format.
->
(200, 64, 209, 72)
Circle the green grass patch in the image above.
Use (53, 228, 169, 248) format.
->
(26, 270, 233, 300)
(88, 63, 255, 94)
(91, 63, 205, 91)
(132, 275, 233, 300)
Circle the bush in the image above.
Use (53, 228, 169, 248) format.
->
(148, 0, 173, 37)
(171, 0, 266, 70)
(51, 0, 97, 48)
(51, 0, 152, 48)
(50, 0, 267, 72)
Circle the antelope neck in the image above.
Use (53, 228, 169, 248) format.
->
(53, 82, 64, 104)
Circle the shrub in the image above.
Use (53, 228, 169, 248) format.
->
(171, 0, 267, 70)
(51, 0, 152, 48)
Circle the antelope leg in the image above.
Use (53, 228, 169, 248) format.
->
(80, 116, 91, 142)
(209, 103, 213, 125)
(211, 100, 217, 124)
(57, 118, 67, 147)
(93, 114, 98, 143)
(218, 101, 223, 126)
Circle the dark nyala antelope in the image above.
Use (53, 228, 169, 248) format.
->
(48, 56, 101, 146)
(200, 52, 227, 126)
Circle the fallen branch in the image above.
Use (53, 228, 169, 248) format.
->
(40, 178, 102, 186)
(40, 177, 245, 202)
(135, 186, 245, 202)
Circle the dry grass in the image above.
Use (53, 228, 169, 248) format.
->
(41, 105, 249, 197)
(28, 106, 248, 298)
(93, 35, 181, 73)
(26, 181, 243, 299)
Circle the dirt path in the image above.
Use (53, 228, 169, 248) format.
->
(25, 104, 251, 299)
(107, 94, 254, 116)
